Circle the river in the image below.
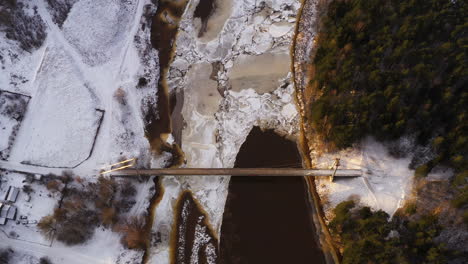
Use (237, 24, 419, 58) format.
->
(219, 127, 326, 264)
(144, 0, 329, 263)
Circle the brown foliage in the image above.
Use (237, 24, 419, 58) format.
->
(114, 88, 127, 105)
(75, 176, 85, 185)
(120, 180, 136, 197)
(94, 176, 117, 208)
(116, 216, 148, 249)
(37, 215, 55, 239)
(53, 208, 67, 222)
(46, 180, 61, 192)
(60, 170, 74, 184)
(54, 209, 98, 246)
(101, 207, 117, 227)
(62, 198, 85, 212)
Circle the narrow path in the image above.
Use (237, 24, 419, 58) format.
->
(0, 160, 74, 175)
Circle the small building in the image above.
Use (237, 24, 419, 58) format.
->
(0, 217, 6, 225)
(6, 206, 16, 220)
(34, 174, 42, 181)
(6, 186, 19, 202)
(0, 203, 3, 216)
(0, 204, 10, 218)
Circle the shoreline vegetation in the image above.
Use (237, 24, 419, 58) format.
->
(292, 0, 341, 263)
(302, 0, 467, 263)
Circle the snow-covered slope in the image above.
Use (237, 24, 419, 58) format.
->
(1, 0, 155, 173)
(0, 0, 159, 263)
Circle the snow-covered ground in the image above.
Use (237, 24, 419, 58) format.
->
(0, 227, 142, 264)
(315, 137, 416, 220)
(0, 171, 57, 245)
(0, 0, 159, 262)
(9, 43, 103, 168)
(2, 0, 154, 172)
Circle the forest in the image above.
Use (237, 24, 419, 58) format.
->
(309, 0, 467, 262)
(309, 0, 467, 207)
(330, 200, 451, 264)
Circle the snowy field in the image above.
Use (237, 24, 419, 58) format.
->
(10, 44, 103, 168)
(315, 137, 416, 220)
(1, 0, 155, 173)
(0, 0, 159, 262)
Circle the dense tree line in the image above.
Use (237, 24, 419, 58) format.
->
(330, 201, 455, 264)
(310, 0, 468, 262)
(309, 0, 467, 207)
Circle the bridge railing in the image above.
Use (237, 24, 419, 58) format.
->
(107, 168, 362, 177)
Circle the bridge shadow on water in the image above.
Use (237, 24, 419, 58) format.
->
(219, 126, 326, 264)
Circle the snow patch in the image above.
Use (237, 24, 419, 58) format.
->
(9, 44, 102, 168)
(316, 138, 415, 219)
(62, 0, 137, 66)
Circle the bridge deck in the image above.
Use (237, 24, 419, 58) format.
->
(111, 168, 362, 177)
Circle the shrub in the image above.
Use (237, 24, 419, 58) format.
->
(55, 210, 98, 246)
(415, 164, 430, 178)
(330, 200, 448, 263)
(120, 181, 136, 197)
(0, 0, 47, 51)
(117, 216, 148, 249)
(463, 211, 468, 226)
(22, 184, 33, 194)
(93, 176, 117, 209)
(39, 207, 99, 245)
(101, 207, 117, 227)
(39, 257, 53, 264)
(39, 176, 140, 246)
(0, 248, 13, 264)
(37, 215, 56, 240)
(329, 200, 355, 233)
(451, 186, 468, 208)
(452, 171, 468, 187)
(114, 88, 127, 105)
(46, 180, 61, 192)
(405, 202, 417, 215)
(137, 77, 148, 87)
(60, 171, 74, 184)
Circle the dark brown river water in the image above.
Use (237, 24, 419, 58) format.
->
(147, 0, 188, 166)
(194, 0, 216, 37)
(219, 127, 326, 264)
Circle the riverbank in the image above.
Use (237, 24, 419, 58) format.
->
(145, 1, 304, 263)
(292, 0, 341, 263)
(219, 127, 325, 264)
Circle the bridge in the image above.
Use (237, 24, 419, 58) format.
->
(109, 168, 362, 177)
(102, 158, 361, 179)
